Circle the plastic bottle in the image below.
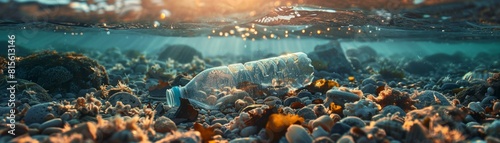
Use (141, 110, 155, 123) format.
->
(165, 52, 314, 109)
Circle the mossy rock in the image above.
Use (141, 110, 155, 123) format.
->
(14, 51, 109, 94)
(0, 76, 51, 102)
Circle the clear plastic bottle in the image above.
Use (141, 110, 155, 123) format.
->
(165, 52, 314, 109)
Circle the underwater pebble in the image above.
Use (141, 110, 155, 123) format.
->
(413, 90, 451, 109)
(310, 115, 335, 132)
(382, 105, 406, 117)
(255, 99, 264, 104)
(374, 119, 405, 140)
(362, 78, 377, 86)
(267, 87, 289, 97)
(486, 120, 500, 138)
(481, 96, 497, 108)
(41, 127, 63, 135)
(38, 118, 63, 132)
(312, 127, 329, 138)
(468, 102, 484, 113)
(337, 135, 355, 143)
(297, 107, 317, 120)
(330, 122, 351, 135)
(108, 92, 141, 108)
(109, 130, 137, 142)
(234, 99, 248, 111)
(324, 89, 360, 108)
(339, 116, 365, 128)
(286, 125, 313, 143)
(313, 104, 328, 116)
(24, 102, 58, 125)
(263, 96, 282, 107)
(493, 102, 500, 113)
(441, 83, 460, 91)
(313, 136, 335, 143)
(405, 122, 429, 143)
(28, 128, 39, 136)
(154, 116, 177, 133)
(28, 123, 41, 129)
(361, 83, 378, 94)
(239, 126, 258, 137)
(229, 137, 259, 143)
(343, 99, 379, 120)
(67, 119, 81, 126)
(2, 123, 29, 136)
(212, 118, 229, 125)
(298, 91, 313, 98)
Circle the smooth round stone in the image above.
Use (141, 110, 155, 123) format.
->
(39, 118, 63, 132)
(28, 123, 41, 129)
(330, 122, 351, 135)
(324, 89, 360, 108)
(297, 107, 317, 120)
(42, 127, 63, 135)
(481, 96, 497, 108)
(212, 118, 229, 125)
(312, 127, 329, 138)
(29, 128, 39, 136)
(381, 105, 406, 117)
(286, 125, 313, 143)
(413, 90, 451, 109)
(2, 123, 29, 137)
(240, 126, 258, 137)
(67, 119, 81, 126)
(264, 96, 282, 107)
(108, 92, 141, 108)
(361, 83, 378, 94)
(24, 102, 58, 125)
(154, 116, 177, 133)
(313, 136, 335, 143)
(362, 78, 377, 86)
(339, 116, 365, 128)
(298, 91, 313, 98)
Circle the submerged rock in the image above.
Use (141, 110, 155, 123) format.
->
(413, 90, 451, 109)
(324, 89, 360, 108)
(15, 51, 109, 94)
(158, 44, 203, 63)
(286, 125, 313, 143)
(404, 60, 435, 76)
(108, 92, 142, 108)
(24, 102, 60, 125)
(308, 41, 353, 74)
(0, 78, 52, 102)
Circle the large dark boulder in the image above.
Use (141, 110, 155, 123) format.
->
(14, 51, 109, 94)
(158, 45, 202, 63)
(404, 60, 435, 76)
(308, 41, 353, 74)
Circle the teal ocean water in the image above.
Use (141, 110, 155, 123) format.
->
(2, 0, 500, 143)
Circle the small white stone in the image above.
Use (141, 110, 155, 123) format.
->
(286, 125, 312, 143)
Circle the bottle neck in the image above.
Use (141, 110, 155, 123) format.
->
(165, 86, 184, 107)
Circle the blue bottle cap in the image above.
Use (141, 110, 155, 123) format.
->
(165, 86, 181, 107)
